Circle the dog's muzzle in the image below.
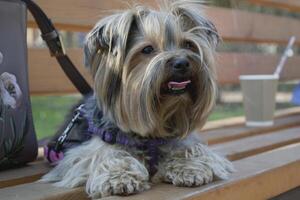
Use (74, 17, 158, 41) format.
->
(164, 57, 193, 95)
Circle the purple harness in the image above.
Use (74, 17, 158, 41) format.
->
(87, 117, 168, 175)
(45, 104, 169, 176)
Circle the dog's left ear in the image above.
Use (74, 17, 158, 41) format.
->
(163, 0, 220, 48)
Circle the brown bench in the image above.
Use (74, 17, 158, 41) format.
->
(1, 0, 300, 199)
(249, 0, 300, 12)
(26, 0, 300, 94)
(1, 108, 300, 199)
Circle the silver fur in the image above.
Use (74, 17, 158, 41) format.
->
(41, 0, 234, 198)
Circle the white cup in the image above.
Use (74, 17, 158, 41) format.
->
(239, 74, 279, 127)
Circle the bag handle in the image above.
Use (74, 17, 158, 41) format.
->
(20, 0, 93, 95)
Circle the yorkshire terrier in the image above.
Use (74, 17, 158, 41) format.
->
(41, 0, 234, 198)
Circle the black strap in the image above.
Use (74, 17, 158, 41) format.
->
(21, 0, 93, 95)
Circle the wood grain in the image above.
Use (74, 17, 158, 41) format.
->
(211, 126, 300, 160)
(201, 113, 300, 145)
(249, 0, 300, 12)
(28, 48, 92, 94)
(216, 52, 300, 84)
(28, 49, 300, 94)
(2, 143, 300, 200)
(0, 161, 50, 189)
(1, 111, 299, 190)
(202, 107, 300, 131)
(27, 1, 300, 44)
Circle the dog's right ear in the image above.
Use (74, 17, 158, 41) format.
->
(84, 12, 135, 75)
(83, 17, 112, 73)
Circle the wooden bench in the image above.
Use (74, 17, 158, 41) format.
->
(1, 0, 300, 199)
(26, 0, 300, 94)
(1, 108, 300, 200)
(249, 0, 300, 12)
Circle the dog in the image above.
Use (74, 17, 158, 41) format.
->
(41, 0, 234, 198)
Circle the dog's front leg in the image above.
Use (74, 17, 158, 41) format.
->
(157, 139, 234, 187)
(85, 147, 151, 198)
(41, 137, 150, 198)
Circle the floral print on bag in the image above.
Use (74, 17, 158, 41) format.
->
(0, 72, 27, 167)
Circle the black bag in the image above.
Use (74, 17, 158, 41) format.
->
(0, 0, 92, 170)
(0, 0, 37, 169)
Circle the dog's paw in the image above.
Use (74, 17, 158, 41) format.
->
(188, 143, 235, 180)
(87, 171, 150, 198)
(161, 143, 234, 187)
(163, 161, 214, 187)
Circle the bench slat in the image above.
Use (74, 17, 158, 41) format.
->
(2, 143, 300, 200)
(201, 113, 300, 145)
(0, 111, 300, 191)
(211, 126, 300, 160)
(0, 182, 86, 200)
(1, 111, 299, 197)
(0, 161, 50, 189)
(185, 144, 300, 200)
(28, 49, 300, 94)
(27, 1, 300, 44)
(1, 110, 298, 189)
(249, 0, 300, 12)
(203, 107, 300, 130)
(28, 48, 92, 94)
(271, 187, 300, 200)
(217, 53, 300, 84)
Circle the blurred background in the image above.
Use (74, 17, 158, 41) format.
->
(27, 0, 300, 140)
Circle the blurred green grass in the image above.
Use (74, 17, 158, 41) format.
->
(31, 95, 294, 140)
(31, 95, 81, 139)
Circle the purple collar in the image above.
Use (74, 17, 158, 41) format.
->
(87, 116, 168, 176)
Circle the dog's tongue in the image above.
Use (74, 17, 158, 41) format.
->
(168, 80, 191, 90)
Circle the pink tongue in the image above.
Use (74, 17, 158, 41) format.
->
(168, 80, 191, 89)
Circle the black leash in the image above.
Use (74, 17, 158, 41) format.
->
(21, 0, 93, 95)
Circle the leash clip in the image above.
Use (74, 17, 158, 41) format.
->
(54, 104, 85, 151)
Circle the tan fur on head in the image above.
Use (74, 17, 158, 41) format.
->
(84, 0, 218, 138)
(42, 2, 234, 197)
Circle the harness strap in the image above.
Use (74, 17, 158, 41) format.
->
(87, 115, 168, 176)
(47, 103, 169, 176)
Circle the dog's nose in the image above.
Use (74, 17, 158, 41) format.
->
(171, 58, 190, 74)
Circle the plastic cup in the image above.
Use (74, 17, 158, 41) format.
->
(239, 74, 279, 127)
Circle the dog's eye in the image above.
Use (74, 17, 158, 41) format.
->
(184, 41, 197, 52)
(141, 45, 154, 54)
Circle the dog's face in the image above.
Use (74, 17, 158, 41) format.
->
(84, 1, 219, 138)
